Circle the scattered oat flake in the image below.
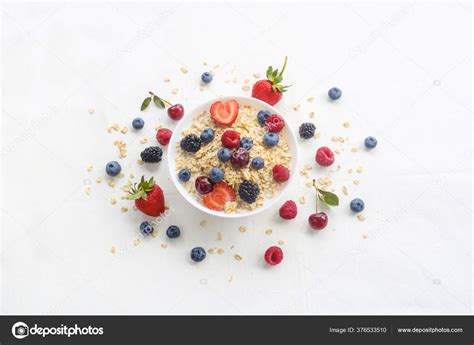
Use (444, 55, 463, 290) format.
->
(357, 166, 364, 173)
(265, 229, 273, 235)
(84, 186, 91, 195)
(88, 108, 95, 114)
(239, 226, 246, 232)
(217, 248, 224, 254)
(314, 132, 321, 139)
(137, 159, 144, 165)
(108, 180, 116, 188)
(180, 67, 188, 74)
(151, 231, 158, 238)
(358, 214, 366, 222)
(293, 104, 301, 111)
(309, 112, 315, 118)
(348, 168, 353, 174)
(200, 220, 207, 227)
(133, 238, 140, 246)
(353, 180, 360, 185)
(95, 176, 102, 183)
(110, 245, 116, 254)
(208, 248, 215, 254)
(304, 163, 312, 170)
(343, 121, 350, 128)
(342, 186, 348, 195)
(234, 254, 242, 261)
(161, 243, 168, 249)
(121, 206, 128, 212)
(172, 88, 179, 94)
(362, 232, 368, 239)
(217, 232, 223, 241)
(120, 127, 128, 134)
(110, 197, 117, 205)
(299, 196, 306, 204)
(278, 240, 285, 245)
(307, 97, 315, 103)
(253, 73, 261, 78)
(86, 165, 93, 172)
(163, 76, 171, 82)
(118, 172, 125, 178)
(351, 147, 358, 152)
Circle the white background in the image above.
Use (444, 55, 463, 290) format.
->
(1, 1, 472, 315)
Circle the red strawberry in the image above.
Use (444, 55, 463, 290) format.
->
(266, 114, 285, 133)
(128, 176, 165, 217)
(252, 56, 291, 106)
(203, 182, 236, 211)
(221, 130, 240, 149)
(210, 100, 239, 126)
(156, 128, 172, 145)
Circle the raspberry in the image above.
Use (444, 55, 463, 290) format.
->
(156, 128, 172, 145)
(221, 130, 240, 149)
(265, 114, 285, 133)
(279, 200, 297, 219)
(272, 164, 290, 182)
(315, 146, 335, 166)
(264, 246, 283, 266)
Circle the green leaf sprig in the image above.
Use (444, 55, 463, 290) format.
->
(312, 179, 339, 211)
(140, 92, 173, 111)
(128, 176, 155, 200)
(266, 56, 292, 93)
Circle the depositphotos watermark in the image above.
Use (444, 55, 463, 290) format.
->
(11, 321, 103, 339)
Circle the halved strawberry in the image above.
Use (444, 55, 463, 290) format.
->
(210, 100, 239, 126)
(203, 182, 236, 211)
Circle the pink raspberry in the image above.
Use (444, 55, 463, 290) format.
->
(156, 128, 172, 145)
(272, 164, 290, 182)
(315, 146, 335, 166)
(279, 200, 297, 220)
(265, 114, 285, 133)
(264, 246, 284, 266)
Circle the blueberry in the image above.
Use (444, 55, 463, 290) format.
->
(263, 132, 279, 147)
(105, 161, 121, 177)
(166, 225, 181, 239)
(178, 168, 191, 182)
(240, 137, 254, 150)
(140, 221, 154, 236)
(190, 247, 206, 262)
(364, 136, 377, 149)
(217, 147, 232, 162)
(257, 110, 271, 125)
(209, 167, 224, 183)
(200, 128, 215, 144)
(350, 198, 365, 213)
(328, 87, 342, 100)
(132, 117, 144, 129)
(201, 72, 213, 84)
(251, 157, 265, 170)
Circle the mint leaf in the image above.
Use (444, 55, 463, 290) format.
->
(141, 97, 151, 111)
(153, 95, 165, 109)
(317, 189, 339, 206)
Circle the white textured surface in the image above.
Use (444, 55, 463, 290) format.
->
(1, 2, 472, 315)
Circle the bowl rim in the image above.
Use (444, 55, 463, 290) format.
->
(167, 96, 299, 219)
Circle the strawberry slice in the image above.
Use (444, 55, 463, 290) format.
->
(203, 182, 236, 211)
(210, 100, 239, 126)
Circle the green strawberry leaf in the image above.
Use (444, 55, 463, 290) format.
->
(317, 188, 339, 206)
(153, 95, 165, 109)
(141, 97, 152, 111)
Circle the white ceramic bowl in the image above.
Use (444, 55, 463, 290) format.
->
(168, 96, 298, 218)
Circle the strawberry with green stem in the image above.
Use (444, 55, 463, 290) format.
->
(128, 176, 165, 217)
(308, 179, 339, 230)
(141, 91, 184, 120)
(252, 56, 291, 106)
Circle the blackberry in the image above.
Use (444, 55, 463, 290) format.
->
(299, 122, 316, 139)
(238, 180, 260, 204)
(140, 146, 163, 163)
(180, 134, 201, 153)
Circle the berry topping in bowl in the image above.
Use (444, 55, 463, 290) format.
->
(210, 100, 239, 126)
(221, 130, 240, 149)
(180, 134, 202, 153)
(195, 176, 215, 195)
(265, 114, 285, 133)
(231, 147, 250, 169)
